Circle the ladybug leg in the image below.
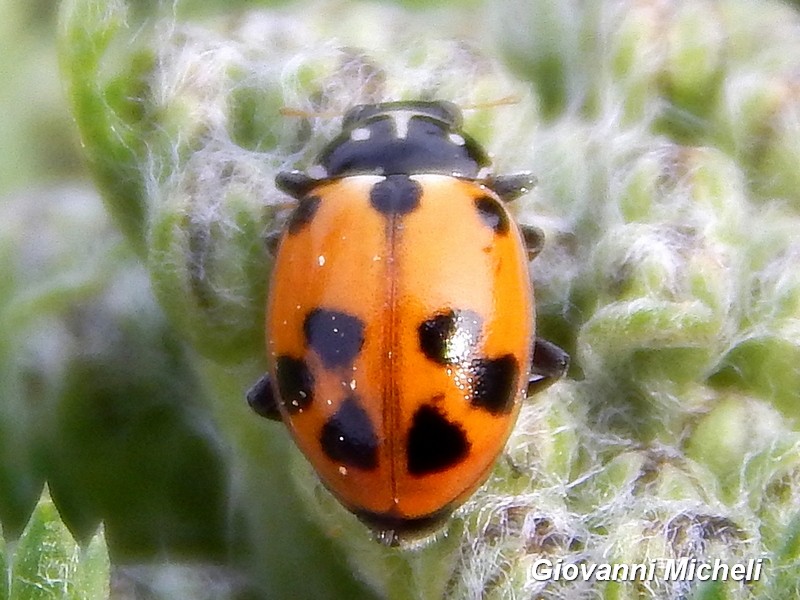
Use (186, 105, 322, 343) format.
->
(503, 454, 525, 479)
(527, 338, 569, 395)
(246, 374, 283, 421)
(265, 231, 282, 257)
(276, 170, 319, 200)
(486, 172, 537, 203)
(519, 224, 544, 260)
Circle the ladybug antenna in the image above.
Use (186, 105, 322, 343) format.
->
(279, 106, 342, 119)
(459, 95, 521, 111)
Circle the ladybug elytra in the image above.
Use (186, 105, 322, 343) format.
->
(248, 100, 568, 546)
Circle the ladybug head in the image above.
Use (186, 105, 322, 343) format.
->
(317, 100, 490, 179)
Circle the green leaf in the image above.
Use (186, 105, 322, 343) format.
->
(0, 524, 7, 600)
(9, 489, 109, 600)
(58, 0, 155, 252)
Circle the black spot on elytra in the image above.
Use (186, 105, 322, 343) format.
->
(474, 196, 509, 235)
(370, 175, 422, 216)
(407, 405, 470, 476)
(304, 308, 365, 369)
(470, 354, 520, 415)
(418, 309, 483, 365)
(287, 196, 321, 234)
(320, 395, 378, 470)
(275, 356, 314, 413)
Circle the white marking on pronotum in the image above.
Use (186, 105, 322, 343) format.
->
(351, 127, 371, 141)
(392, 111, 415, 139)
(448, 133, 466, 146)
(308, 164, 327, 179)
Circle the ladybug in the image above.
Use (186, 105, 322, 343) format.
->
(248, 100, 569, 545)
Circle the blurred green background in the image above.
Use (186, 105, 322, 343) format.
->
(0, 0, 232, 587)
(0, 0, 236, 549)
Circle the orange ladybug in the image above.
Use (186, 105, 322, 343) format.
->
(248, 100, 568, 545)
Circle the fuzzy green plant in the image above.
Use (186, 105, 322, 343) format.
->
(56, 0, 800, 598)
